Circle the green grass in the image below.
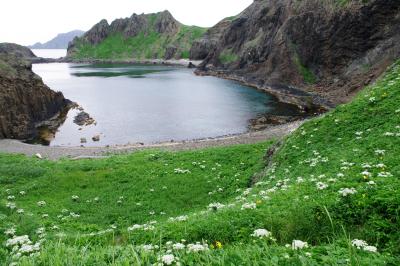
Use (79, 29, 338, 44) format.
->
(72, 24, 207, 60)
(1, 61, 400, 264)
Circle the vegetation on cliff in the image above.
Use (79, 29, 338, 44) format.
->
(1, 60, 399, 264)
(67, 11, 206, 60)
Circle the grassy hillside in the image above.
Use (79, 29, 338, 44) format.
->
(71, 25, 206, 60)
(1, 61, 400, 264)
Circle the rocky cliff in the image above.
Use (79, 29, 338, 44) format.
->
(195, 0, 400, 108)
(0, 43, 71, 140)
(67, 11, 206, 60)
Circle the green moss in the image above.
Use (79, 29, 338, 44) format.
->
(219, 49, 239, 64)
(294, 54, 317, 84)
(0, 58, 17, 78)
(180, 50, 190, 59)
(225, 15, 238, 21)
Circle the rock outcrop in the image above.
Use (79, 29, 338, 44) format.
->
(0, 43, 71, 139)
(196, 0, 400, 107)
(67, 11, 206, 60)
(190, 19, 232, 60)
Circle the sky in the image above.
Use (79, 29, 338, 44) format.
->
(0, 0, 253, 46)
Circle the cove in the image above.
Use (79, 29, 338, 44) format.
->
(32, 63, 294, 147)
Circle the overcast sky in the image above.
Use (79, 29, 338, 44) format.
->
(0, 0, 252, 46)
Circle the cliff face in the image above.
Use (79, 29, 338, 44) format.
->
(0, 43, 70, 139)
(196, 0, 400, 106)
(67, 11, 206, 60)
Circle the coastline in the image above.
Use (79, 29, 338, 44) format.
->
(195, 68, 335, 112)
(32, 57, 202, 67)
(0, 120, 305, 160)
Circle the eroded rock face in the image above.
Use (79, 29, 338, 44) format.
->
(154, 11, 180, 35)
(0, 43, 71, 139)
(197, 0, 400, 106)
(190, 19, 232, 60)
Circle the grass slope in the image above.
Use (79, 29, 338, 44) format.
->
(1, 61, 400, 264)
(72, 25, 206, 60)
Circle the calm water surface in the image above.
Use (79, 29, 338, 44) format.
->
(32, 49, 67, 59)
(33, 63, 274, 146)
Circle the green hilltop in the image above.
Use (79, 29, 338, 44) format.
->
(67, 11, 207, 60)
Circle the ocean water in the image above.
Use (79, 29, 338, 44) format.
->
(32, 62, 281, 147)
(32, 49, 66, 59)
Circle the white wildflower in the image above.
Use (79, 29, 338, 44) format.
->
(251, 229, 272, 238)
(361, 171, 372, 177)
(37, 201, 46, 207)
(378, 172, 392, 177)
(6, 202, 16, 209)
(208, 202, 225, 211)
(5, 227, 16, 236)
(316, 182, 328, 190)
(352, 239, 368, 249)
(161, 254, 175, 265)
(174, 168, 191, 174)
(374, 149, 385, 156)
(364, 245, 378, 253)
(6, 235, 31, 247)
(187, 243, 209, 252)
(173, 243, 185, 250)
(241, 202, 256, 210)
(292, 240, 308, 250)
(338, 188, 357, 197)
(71, 195, 79, 201)
(169, 215, 188, 222)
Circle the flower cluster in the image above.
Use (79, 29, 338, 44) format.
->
(351, 239, 377, 252)
(251, 229, 273, 240)
(128, 221, 157, 232)
(292, 240, 308, 250)
(338, 188, 357, 197)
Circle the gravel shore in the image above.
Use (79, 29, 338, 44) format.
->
(0, 121, 304, 160)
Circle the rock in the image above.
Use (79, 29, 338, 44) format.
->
(73, 111, 95, 126)
(189, 19, 231, 60)
(0, 43, 71, 140)
(0, 43, 36, 59)
(92, 135, 100, 142)
(35, 153, 43, 159)
(80, 138, 87, 143)
(154, 10, 180, 36)
(165, 45, 178, 60)
(188, 62, 196, 68)
(197, 0, 400, 105)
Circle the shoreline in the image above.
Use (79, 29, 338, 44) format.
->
(195, 68, 335, 112)
(0, 120, 305, 160)
(32, 57, 202, 67)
